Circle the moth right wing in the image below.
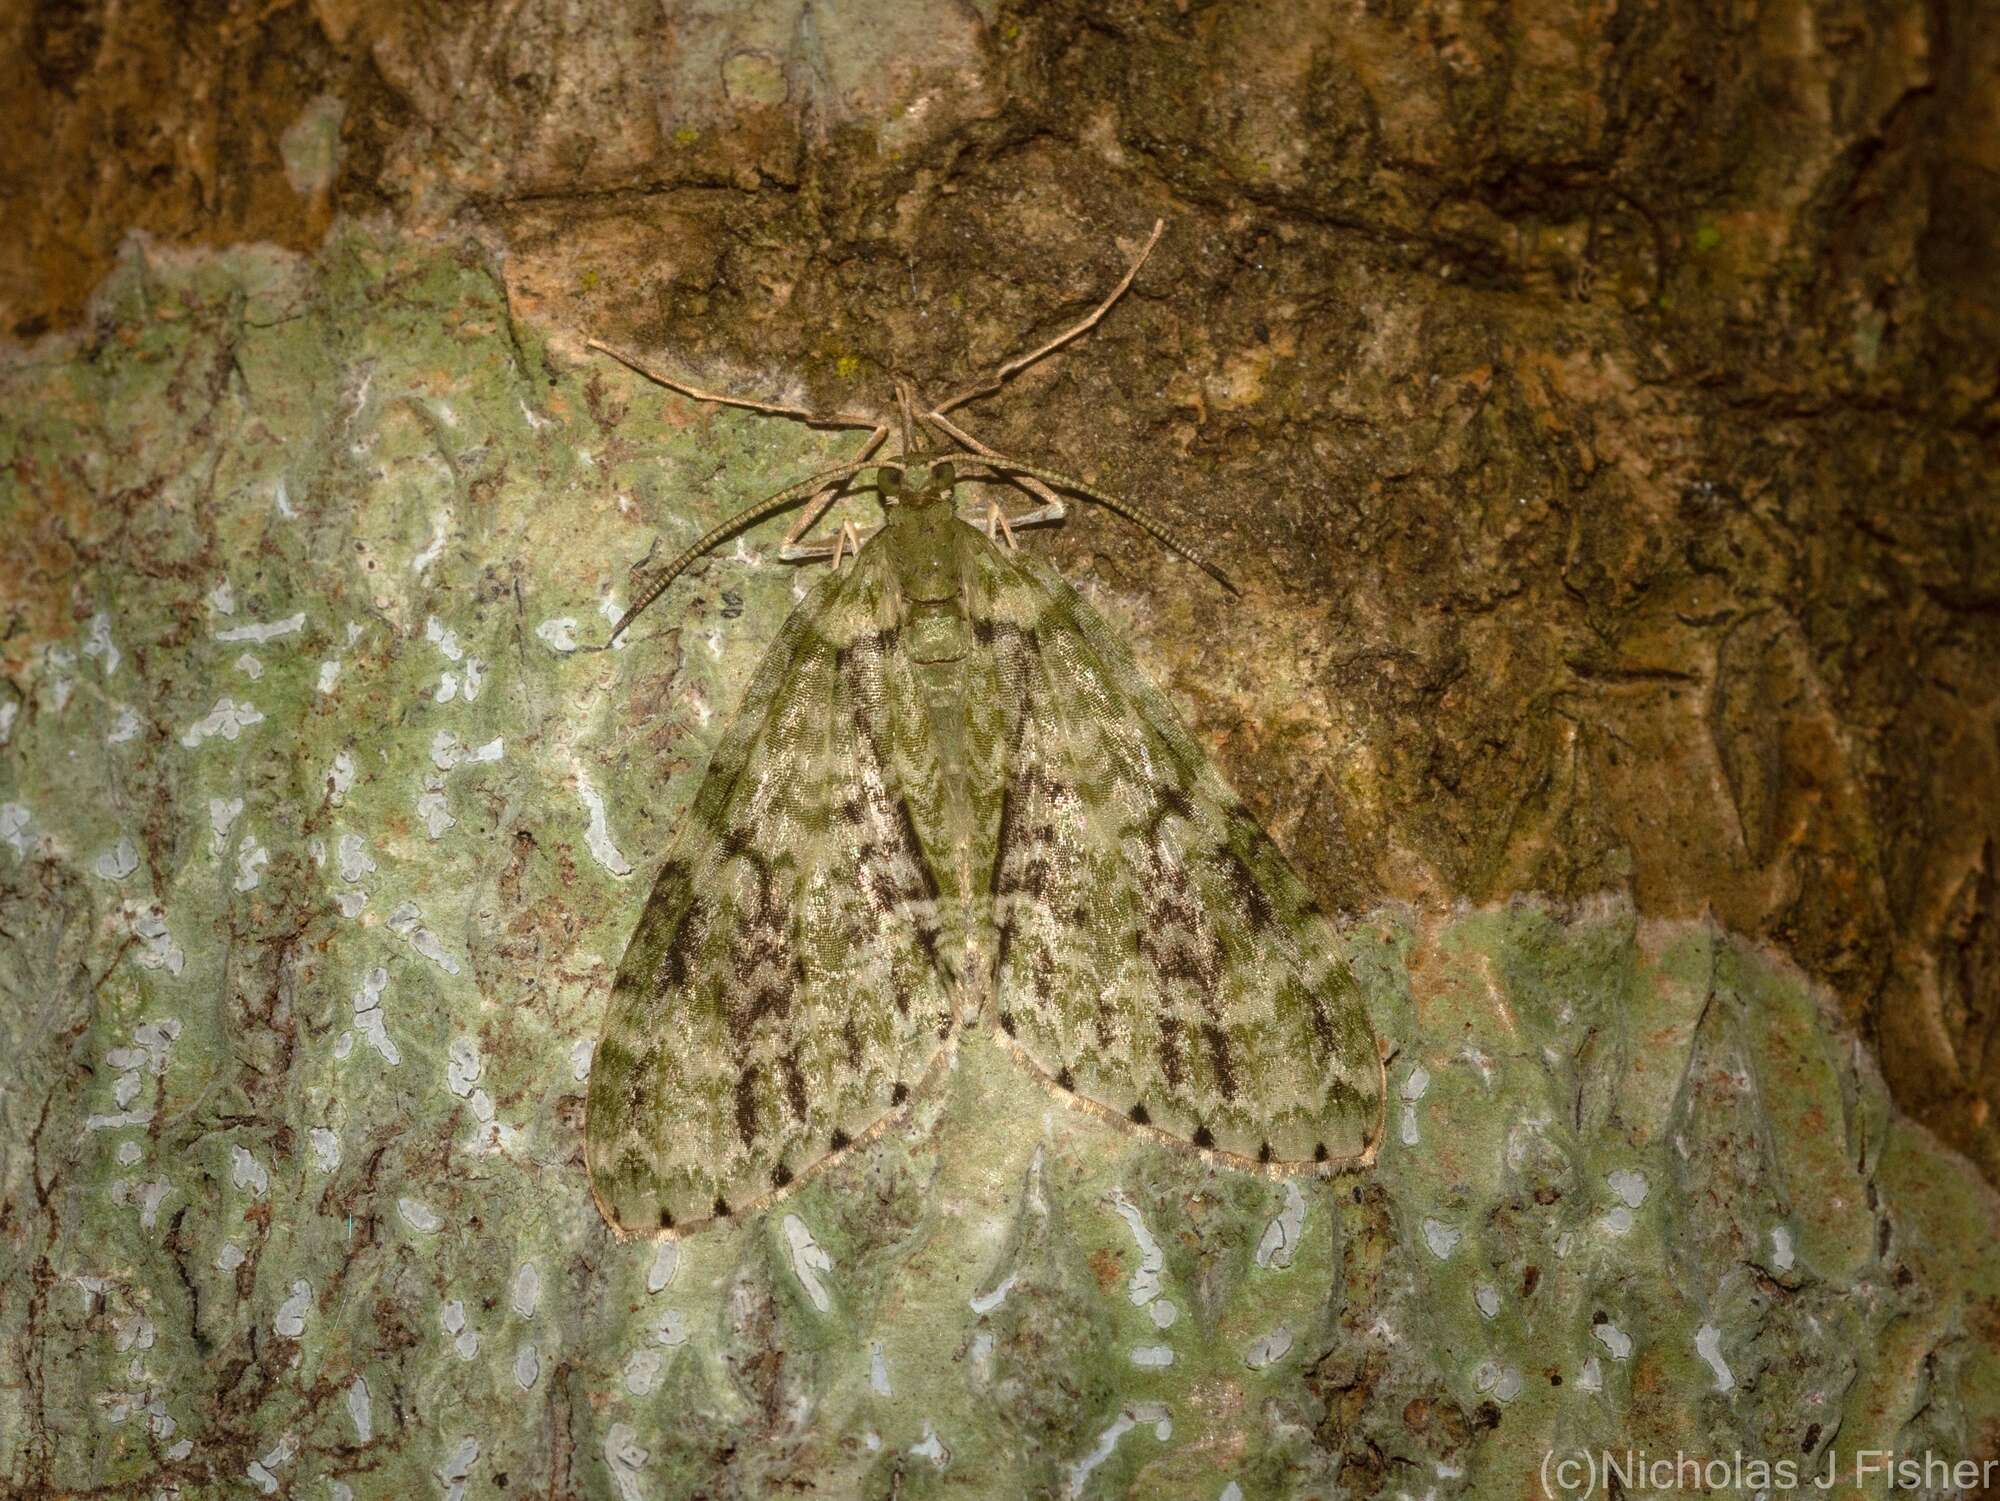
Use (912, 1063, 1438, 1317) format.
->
(977, 548, 1385, 1172)
(586, 550, 956, 1236)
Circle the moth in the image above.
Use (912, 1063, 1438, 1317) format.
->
(583, 222, 1384, 1237)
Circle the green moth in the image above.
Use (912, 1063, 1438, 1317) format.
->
(584, 224, 1385, 1237)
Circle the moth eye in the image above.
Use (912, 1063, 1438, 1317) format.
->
(772, 1163, 794, 1189)
(878, 468, 903, 501)
(829, 1128, 852, 1152)
(1128, 1102, 1151, 1127)
(657, 1207, 675, 1231)
(1257, 1141, 1274, 1165)
(712, 1196, 732, 1218)
(889, 1082, 910, 1105)
(1055, 1066, 1075, 1091)
(998, 1011, 1016, 1036)
(1192, 1123, 1216, 1149)
(1314, 1142, 1330, 1164)
(932, 460, 956, 489)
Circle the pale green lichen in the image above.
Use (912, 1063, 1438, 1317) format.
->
(2, 229, 1997, 1499)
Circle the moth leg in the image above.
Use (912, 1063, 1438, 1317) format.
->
(929, 218, 1165, 419)
(778, 423, 893, 563)
(827, 518, 867, 570)
(783, 519, 883, 564)
(981, 498, 1019, 549)
(927, 410, 1067, 529)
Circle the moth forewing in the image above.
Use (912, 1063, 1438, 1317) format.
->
(584, 222, 1381, 1238)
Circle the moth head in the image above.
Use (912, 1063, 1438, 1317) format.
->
(889, 459, 956, 510)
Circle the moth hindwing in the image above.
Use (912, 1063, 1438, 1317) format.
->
(584, 466, 1386, 1238)
(584, 223, 1382, 1237)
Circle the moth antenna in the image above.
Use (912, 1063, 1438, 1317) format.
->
(932, 218, 1165, 418)
(953, 451, 1240, 595)
(605, 457, 900, 643)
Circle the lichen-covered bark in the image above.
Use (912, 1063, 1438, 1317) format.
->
(2, 226, 1998, 1501)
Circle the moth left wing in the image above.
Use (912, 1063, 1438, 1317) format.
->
(586, 547, 957, 1236)
(977, 550, 1385, 1170)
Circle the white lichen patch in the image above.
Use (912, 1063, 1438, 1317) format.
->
(236, 651, 264, 679)
(336, 831, 374, 883)
(1421, 1218, 1461, 1260)
(570, 1039, 595, 1081)
(233, 836, 270, 892)
(327, 750, 357, 805)
(411, 510, 452, 575)
(181, 696, 265, 749)
(309, 1128, 341, 1173)
(623, 1349, 663, 1394)
(1577, 1355, 1604, 1392)
(910, 1424, 950, 1470)
(1255, 1180, 1307, 1269)
(1244, 1326, 1293, 1369)
(535, 617, 580, 653)
(416, 779, 455, 839)
(514, 1344, 540, 1391)
(1472, 1361, 1523, 1402)
(869, 1342, 892, 1396)
(208, 797, 244, 850)
(350, 967, 399, 1065)
(440, 1299, 478, 1360)
(646, 1240, 679, 1294)
(435, 1435, 478, 1501)
(512, 1262, 541, 1318)
(574, 767, 633, 876)
(1130, 1344, 1174, 1368)
(317, 660, 341, 694)
(93, 837, 139, 882)
(1593, 1321, 1633, 1359)
(1770, 1224, 1796, 1271)
(83, 611, 122, 676)
(430, 731, 503, 772)
(230, 1146, 271, 1197)
(1475, 1284, 1501, 1319)
(425, 616, 465, 662)
(970, 1271, 1016, 1315)
(346, 1377, 372, 1442)
(1399, 1062, 1432, 1145)
(604, 1424, 648, 1501)
(1065, 1404, 1168, 1500)
(398, 1198, 441, 1233)
(216, 613, 306, 644)
(1107, 1189, 1166, 1307)
(128, 907, 185, 973)
(783, 1215, 835, 1312)
(387, 902, 462, 975)
(106, 705, 142, 744)
(445, 1038, 494, 1123)
(216, 1242, 246, 1272)
(1, 803, 30, 856)
(1695, 1324, 1733, 1391)
(654, 1310, 688, 1347)
(1607, 1169, 1649, 1208)
(275, 1280, 311, 1339)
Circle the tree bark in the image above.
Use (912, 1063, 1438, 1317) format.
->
(4, 3, 1998, 1496)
